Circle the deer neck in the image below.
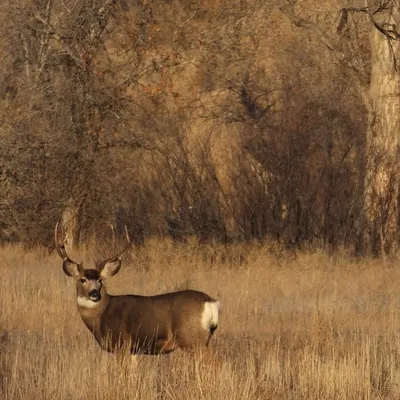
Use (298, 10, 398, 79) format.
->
(76, 285, 110, 340)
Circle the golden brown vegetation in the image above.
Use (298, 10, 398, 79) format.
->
(1, 242, 400, 399)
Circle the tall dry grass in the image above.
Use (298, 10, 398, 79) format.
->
(1, 240, 400, 399)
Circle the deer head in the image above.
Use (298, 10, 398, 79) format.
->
(54, 223, 131, 303)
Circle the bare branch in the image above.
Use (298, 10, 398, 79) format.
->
(19, 33, 31, 83)
(279, 1, 337, 51)
(339, 2, 400, 40)
(33, 13, 86, 70)
(338, 2, 399, 70)
(279, 1, 369, 83)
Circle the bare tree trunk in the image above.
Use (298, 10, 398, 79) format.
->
(364, 7, 400, 256)
(280, 0, 400, 255)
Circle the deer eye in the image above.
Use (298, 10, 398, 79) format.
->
(80, 278, 86, 284)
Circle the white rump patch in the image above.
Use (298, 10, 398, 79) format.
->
(77, 296, 99, 309)
(201, 301, 220, 331)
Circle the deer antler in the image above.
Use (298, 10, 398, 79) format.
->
(100, 226, 131, 266)
(54, 222, 81, 264)
(110, 223, 116, 254)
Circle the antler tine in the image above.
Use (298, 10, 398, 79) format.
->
(113, 225, 131, 259)
(54, 222, 80, 264)
(54, 222, 67, 259)
(110, 224, 116, 254)
(120, 226, 131, 257)
(101, 226, 131, 265)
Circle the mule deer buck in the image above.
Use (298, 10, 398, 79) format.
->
(55, 223, 220, 355)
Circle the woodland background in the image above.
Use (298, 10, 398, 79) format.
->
(3, 2, 400, 399)
(1, 0, 400, 256)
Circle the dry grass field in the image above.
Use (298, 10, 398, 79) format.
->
(1, 240, 400, 399)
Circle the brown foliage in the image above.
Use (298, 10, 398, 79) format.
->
(0, 0, 391, 254)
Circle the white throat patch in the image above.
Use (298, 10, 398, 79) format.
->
(77, 296, 100, 309)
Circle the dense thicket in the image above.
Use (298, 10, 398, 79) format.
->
(1, 0, 397, 255)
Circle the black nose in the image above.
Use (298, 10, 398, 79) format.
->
(89, 290, 100, 299)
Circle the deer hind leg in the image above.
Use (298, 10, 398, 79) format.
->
(173, 326, 212, 350)
(158, 335, 178, 354)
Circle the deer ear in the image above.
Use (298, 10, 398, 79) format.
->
(62, 260, 84, 279)
(99, 258, 122, 278)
